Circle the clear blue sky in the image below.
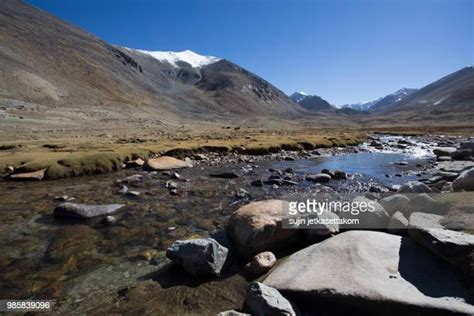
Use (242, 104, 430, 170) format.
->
(27, 0, 473, 105)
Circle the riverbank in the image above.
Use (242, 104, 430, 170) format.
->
(0, 128, 364, 180)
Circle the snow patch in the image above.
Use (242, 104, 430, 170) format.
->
(127, 48, 221, 68)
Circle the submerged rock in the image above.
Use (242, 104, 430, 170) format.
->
(264, 231, 474, 315)
(144, 156, 192, 171)
(227, 200, 299, 258)
(46, 225, 100, 263)
(244, 282, 296, 316)
(54, 202, 125, 219)
(209, 172, 239, 179)
(166, 238, 228, 277)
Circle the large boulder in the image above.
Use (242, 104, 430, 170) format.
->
(54, 202, 125, 219)
(407, 193, 446, 215)
(453, 168, 474, 191)
(388, 211, 409, 235)
(166, 238, 228, 277)
(379, 194, 410, 217)
(346, 196, 390, 229)
(398, 181, 432, 193)
(303, 210, 340, 242)
(264, 231, 474, 315)
(244, 282, 296, 316)
(227, 200, 299, 258)
(144, 156, 192, 171)
(408, 212, 474, 269)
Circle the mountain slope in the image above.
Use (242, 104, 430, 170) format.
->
(369, 88, 417, 111)
(372, 67, 474, 123)
(0, 0, 303, 135)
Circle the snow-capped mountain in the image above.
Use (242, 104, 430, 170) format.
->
(289, 92, 334, 111)
(128, 49, 221, 68)
(341, 98, 382, 111)
(289, 91, 309, 103)
(341, 88, 418, 111)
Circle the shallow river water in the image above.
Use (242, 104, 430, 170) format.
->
(0, 146, 435, 314)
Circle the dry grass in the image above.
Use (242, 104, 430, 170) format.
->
(0, 128, 364, 179)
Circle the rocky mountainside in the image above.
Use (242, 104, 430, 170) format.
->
(0, 0, 304, 135)
(289, 92, 335, 112)
(369, 88, 418, 111)
(379, 67, 474, 115)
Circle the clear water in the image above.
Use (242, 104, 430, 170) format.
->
(273, 152, 431, 185)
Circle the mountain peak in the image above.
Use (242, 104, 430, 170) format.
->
(126, 48, 221, 68)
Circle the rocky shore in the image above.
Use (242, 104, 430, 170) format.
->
(1, 133, 474, 315)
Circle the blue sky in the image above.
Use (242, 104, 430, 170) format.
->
(28, 0, 472, 105)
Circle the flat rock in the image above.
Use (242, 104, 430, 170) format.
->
(166, 238, 228, 277)
(264, 231, 474, 315)
(227, 200, 299, 258)
(407, 193, 446, 215)
(433, 147, 457, 157)
(54, 202, 125, 219)
(144, 156, 192, 171)
(8, 169, 46, 180)
(453, 167, 474, 191)
(409, 212, 474, 269)
(437, 160, 474, 173)
(244, 282, 296, 316)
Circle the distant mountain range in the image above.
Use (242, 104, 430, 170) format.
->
(0, 0, 472, 133)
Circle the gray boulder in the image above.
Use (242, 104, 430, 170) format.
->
(407, 193, 446, 215)
(166, 238, 228, 277)
(303, 210, 340, 241)
(379, 194, 410, 216)
(54, 202, 125, 218)
(388, 211, 409, 235)
(347, 196, 390, 229)
(264, 231, 474, 315)
(453, 167, 474, 191)
(244, 282, 296, 316)
(408, 212, 474, 269)
(398, 181, 432, 193)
